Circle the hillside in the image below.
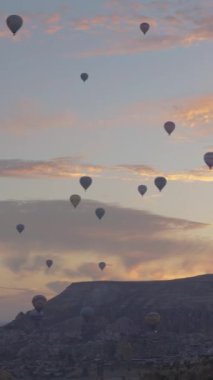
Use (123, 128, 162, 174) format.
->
(41, 274, 213, 334)
(2, 274, 213, 379)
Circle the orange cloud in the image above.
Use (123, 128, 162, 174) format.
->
(172, 96, 213, 134)
(0, 158, 104, 179)
(70, 0, 213, 58)
(46, 25, 63, 35)
(46, 13, 61, 24)
(44, 12, 62, 35)
(0, 158, 211, 182)
(98, 95, 213, 138)
(120, 165, 213, 182)
(72, 13, 156, 32)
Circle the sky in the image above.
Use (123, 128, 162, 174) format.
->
(0, 0, 212, 322)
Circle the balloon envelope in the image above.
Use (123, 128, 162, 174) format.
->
(46, 259, 53, 268)
(140, 22, 150, 34)
(32, 295, 47, 312)
(138, 185, 147, 196)
(164, 121, 175, 135)
(99, 262, 106, 271)
(154, 177, 167, 191)
(70, 194, 81, 208)
(95, 208, 105, 220)
(16, 224, 24, 234)
(80, 176, 92, 190)
(81, 73, 88, 82)
(6, 15, 23, 35)
(204, 152, 213, 169)
(80, 306, 95, 322)
(145, 311, 161, 330)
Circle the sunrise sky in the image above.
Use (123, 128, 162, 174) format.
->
(0, 0, 212, 322)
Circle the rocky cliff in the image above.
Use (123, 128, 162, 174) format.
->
(2, 274, 213, 379)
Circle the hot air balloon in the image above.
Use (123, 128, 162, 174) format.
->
(81, 73, 88, 82)
(80, 176, 92, 191)
(140, 22, 150, 35)
(138, 185, 147, 196)
(32, 295, 47, 312)
(99, 262, 106, 271)
(144, 311, 161, 332)
(204, 152, 213, 169)
(154, 177, 167, 191)
(16, 224, 24, 234)
(80, 306, 95, 322)
(70, 194, 81, 208)
(46, 259, 53, 269)
(95, 208, 105, 220)
(6, 15, 23, 35)
(164, 121, 175, 135)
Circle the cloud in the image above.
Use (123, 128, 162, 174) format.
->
(0, 198, 212, 320)
(117, 165, 158, 177)
(70, 0, 213, 58)
(45, 25, 62, 35)
(172, 96, 213, 135)
(0, 199, 210, 279)
(98, 95, 213, 138)
(0, 157, 211, 182)
(64, 261, 125, 282)
(0, 0, 213, 57)
(0, 0, 211, 56)
(46, 13, 61, 24)
(120, 165, 213, 182)
(0, 157, 104, 179)
(44, 12, 63, 35)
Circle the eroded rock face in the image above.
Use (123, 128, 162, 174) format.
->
(2, 275, 213, 378)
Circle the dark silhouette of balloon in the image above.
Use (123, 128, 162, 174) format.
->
(204, 152, 213, 169)
(164, 121, 175, 135)
(6, 15, 23, 35)
(16, 224, 24, 234)
(95, 208, 105, 220)
(138, 185, 147, 196)
(46, 260, 53, 268)
(145, 311, 161, 332)
(140, 22, 150, 34)
(81, 73, 88, 82)
(99, 262, 106, 271)
(80, 306, 95, 322)
(70, 194, 81, 208)
(80, 176, 92, 190)
(154, 177, 167, 191)
(32, 295, 47, 312)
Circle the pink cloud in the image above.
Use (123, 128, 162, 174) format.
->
(0, 157, 211, 182)
(119, 165, 213, 183)
(0, 157, 104, 179)
(44, 12, 62, 35)
(69, 0, 212, 57)
(71, 13, 156, 33)
(45, 25, 63, 35)
(98, 95, 213, 138)
(0, 0, 211, 53)
(172, 96, 213, 135)
(46, 13, 61, 24)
